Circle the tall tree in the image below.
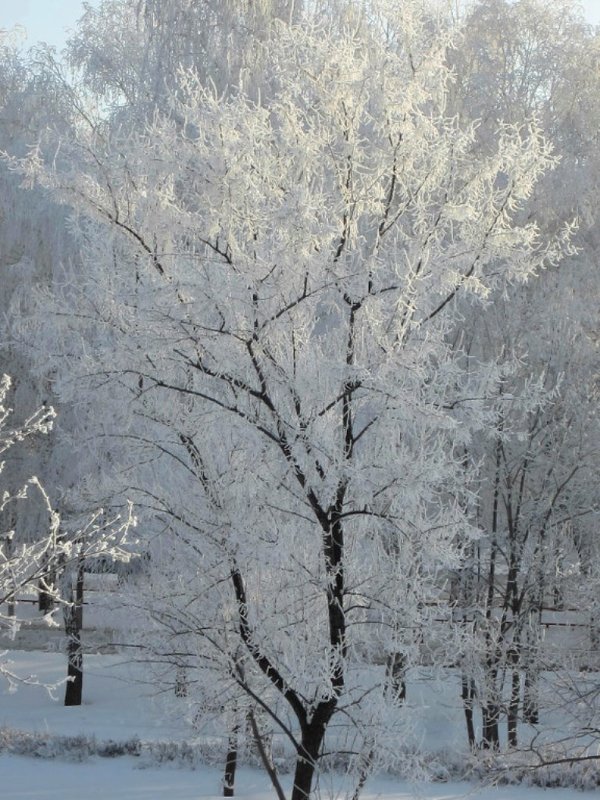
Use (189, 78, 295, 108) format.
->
(15, 0, 575, 795)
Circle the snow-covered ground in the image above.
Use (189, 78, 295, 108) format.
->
(1, 755, 597, 800)
(0, 652, 189, 742)
(0, 651, 597, 800)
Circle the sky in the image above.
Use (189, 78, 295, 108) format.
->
(582, 0, 600, 24)
(1, 0, 600, 51)
(0, 0, 99, 51)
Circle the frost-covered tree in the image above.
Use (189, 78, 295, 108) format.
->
(0, 374, 57, 629)
(14, 0, 576, 796)
(66, 0, 302, 115)
(0, 28, 91, 557)
(0, 373, 134, 696)
(450, 286, 599, 749)
(447, 0, 600, 751)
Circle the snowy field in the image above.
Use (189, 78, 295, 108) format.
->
(1, 757, 597, 800)
(0, 651, 598, 800)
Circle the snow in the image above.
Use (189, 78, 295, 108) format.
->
(0, 651, 597, 800)
(0, 755, 597, 800)
(0, 652, 189, 743)
(0, 759, 269, 800)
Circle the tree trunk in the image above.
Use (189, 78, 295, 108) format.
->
(291, 714, 330, 800)
(350, 748, 374, 800)
(481, 704, 500, 749)
(523, 668, 539, 724)
(461, 674, 476, 749)
(174, 666, 188, 697)
(292, 740, 320, 800)
(385, 652, 406, 703)
(64, 557, 84, 706)
(591, 613, 599, 653)
(3, 532, 15, 617)
(223, 721, 239, 797)
(64, 622, 83, 706)
(248, 709, 286, 800)
(38, 576, 55, 613)
(507, 669, 520, 747)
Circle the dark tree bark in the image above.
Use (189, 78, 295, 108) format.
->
(3, 530, 16, 617)
(507, 668, 520, 747)
(590, 613, 599, 653)
(174, 666, 188, 697)
(223, 721, 239, 797)
(64, 552, 85, 706)
(291, 711, 333, 800)
(481, 701, 500, 749)
(38, 576, 55, 613)
(385, 652, 406, 703)
(461, 674, 476, 749)
(523, 668, 539, 724)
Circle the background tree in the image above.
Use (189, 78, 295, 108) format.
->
(0, 372, 134, 696)
(447, 0, 600, 750)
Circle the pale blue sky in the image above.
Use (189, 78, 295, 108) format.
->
(582, 0, 600, 24)
(1, 0, 599, 51)
(0, 0, 99, 51)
